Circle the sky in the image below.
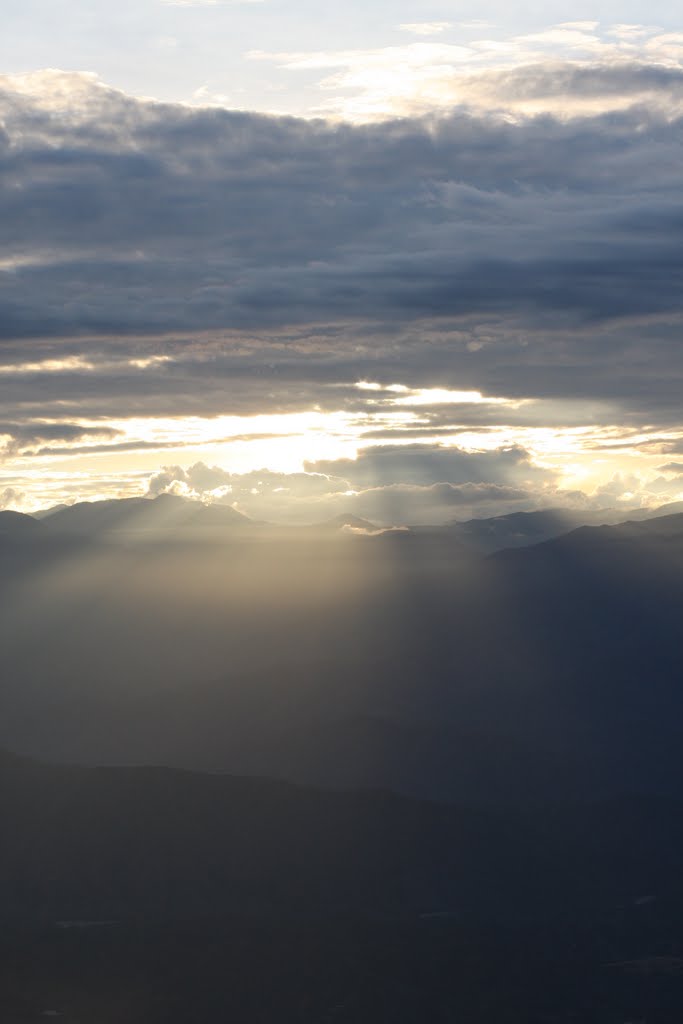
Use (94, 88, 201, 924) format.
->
(2, 1, 683, 523)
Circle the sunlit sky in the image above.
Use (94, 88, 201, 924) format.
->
(2, 1, 683, 523)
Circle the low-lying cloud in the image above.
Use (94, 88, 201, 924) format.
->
(146, 447, 558, 524)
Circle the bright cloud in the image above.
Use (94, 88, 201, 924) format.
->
(248, 21, 683, 120)
(399, 22, 453, 36)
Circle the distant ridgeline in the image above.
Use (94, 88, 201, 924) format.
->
(1, 494, 683, 806)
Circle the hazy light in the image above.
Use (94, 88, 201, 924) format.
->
(0, 357, 95, 375)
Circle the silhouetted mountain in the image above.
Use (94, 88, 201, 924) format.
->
(1, 503, 683, 805)
(448, 504, 672, 554)
(649, 499, 683, 517)
(42, 492, 250, 537)
(4, 505, 683, 1021)
(0, 509, 43, 538)
(32, 502, 71, 519)
(491, 509, 683, 576)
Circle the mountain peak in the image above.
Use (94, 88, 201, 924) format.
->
(41, 493, 250, 536)
(0, 510, 42, 536)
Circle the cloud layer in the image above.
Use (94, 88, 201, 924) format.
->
(251, 22, 683, 120)
(2, 64, 683, 517)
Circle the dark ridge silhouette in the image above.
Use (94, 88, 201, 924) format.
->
(0, 502, 682, 804)
(32, 502, 71, 519)
(3, 504, 683, 1021)
(647, 499, 683, 517)
(3, 750, 683, 925)
(0, 509, 43, 538)
(5, 752, 683, 1021)
(42, 492, 250, 536)
(490, 509, 683, 575)
(448, 504, 679, 554)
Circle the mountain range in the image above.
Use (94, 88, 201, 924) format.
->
(6, 492, 683, 550)
(2, 494, 683, 804)
(3, 494, 683, 1020)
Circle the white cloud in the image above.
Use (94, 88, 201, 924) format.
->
(0, 487, 28, 511)
(455, 21, 491, 31)
(557, 21, 600, 32)
(161, 0, 264, 6)
(645, 32, 683, 60)
(399, 22, 452, 37)
(607, 23, 654, 40)
(248, 21, 683, 121)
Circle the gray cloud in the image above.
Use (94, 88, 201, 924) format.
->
(319, 481, 533, 525)
(0, 421, 120, 455)
(1, 311, 681, 433)
(657, 439, 683, 456)
(460, 60, 683, 104)
(0, 422, 119, 443)
(2, 72, 683, 346)
(306, 443, 555, 488)
(2, 70, 683, 508)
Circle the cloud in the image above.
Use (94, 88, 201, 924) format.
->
(0, 421, 120, 456)
(149, 461, 349, 498)
(317, 480, 532, 525)
(249, 22, 683, 121)
(147, 461, 353, 520)
(593, 472, 643, 503)
(0, 487, 27, 511)
(2, 71, 683, 512)
(399, 23, 452, 37)
(3, 69, 683, 357)
(161, 0, 264, 5)
(305, 443, 555, 490)
(143, 446, 559, 525)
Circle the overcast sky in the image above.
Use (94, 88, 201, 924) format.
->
(2, 2, 683, 523)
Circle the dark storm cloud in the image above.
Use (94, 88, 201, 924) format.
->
(0, 422, 119, 443)
(2, 69, 683, 428)
(306, 443, 556, 489)
(2, 72, 683, 331)
(0, 420, 120, 454)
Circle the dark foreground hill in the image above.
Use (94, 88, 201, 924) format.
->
(39, 491, 251, 536)
(3, 750, 683, 923)
(3, 752, 683, 1022)
(0, 509, 43, 538)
